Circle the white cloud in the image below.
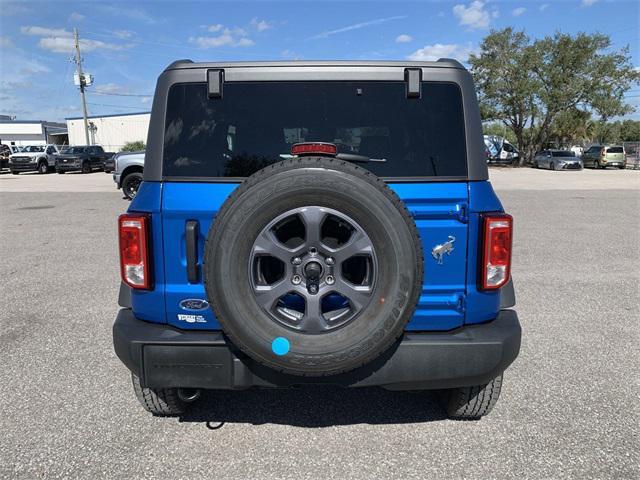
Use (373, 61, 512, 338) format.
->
(395, 34, 413, 43)
(539, 4, 549, 11)
(95, 83, 129, 94)
(311, 15, 406, 39)
(207, 24, 224, 32)
(0, 36, 13, 48)
(581, 0, 598, 6)
(189, 33, 254, 48)
(98, 5, 159, 24)
(68, 12, 85, 22)
(112, 30, 134, 39)
(21, 26, 72, 38)
(407, 43, 478, 63)
(453, 1, 491, 29)
(20, 25, 131, 53)
(39, 37, 129, 53)
(512, 7, 526, 17)
(251, 18, 272, 32)
(281, 49, 302, 60)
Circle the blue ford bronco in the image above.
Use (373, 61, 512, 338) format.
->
(113, 59, 521, 420)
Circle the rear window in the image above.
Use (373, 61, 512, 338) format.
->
(163, 81, 467, 178)
(606, 147, 623, 153)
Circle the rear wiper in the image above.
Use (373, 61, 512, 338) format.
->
(336, 153, 387, 163)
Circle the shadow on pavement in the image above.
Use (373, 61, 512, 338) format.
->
(179, 386, 447, 427)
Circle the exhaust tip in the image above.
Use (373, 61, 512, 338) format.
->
(177, 388, 201, 403)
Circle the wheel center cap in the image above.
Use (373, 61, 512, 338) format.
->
(304, 261, 323, 280)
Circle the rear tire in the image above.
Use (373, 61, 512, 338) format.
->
(11, 171, 19, 175)
(440, 374, 503, 420)
(550, 162, 556, 170)
(57, 170, 65, 174)
(131, 373, 186, 416)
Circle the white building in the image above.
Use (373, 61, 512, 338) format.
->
(66, 111, 150, 151)
(0, 118, 68, 147)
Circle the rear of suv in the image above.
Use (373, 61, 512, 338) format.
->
(583, 145, 626, 169)
(113, 60, 521, 420)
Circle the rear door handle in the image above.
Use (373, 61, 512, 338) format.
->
(185, 221, 199, 283)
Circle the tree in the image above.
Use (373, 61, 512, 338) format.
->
(482, 122, 517, 144)
(121, 140, 145, 152)
(470, 28, 640, 163)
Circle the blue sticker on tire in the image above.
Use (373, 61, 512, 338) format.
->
(271, 337, 290, 356)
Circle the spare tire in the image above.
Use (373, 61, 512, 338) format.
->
(204, 157, 422, 376)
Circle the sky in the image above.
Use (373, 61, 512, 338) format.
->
(0, 0, 638, 122)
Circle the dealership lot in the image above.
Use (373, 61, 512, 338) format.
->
(0, 169, 638, 479)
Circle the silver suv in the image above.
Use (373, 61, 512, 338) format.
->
(113, 151, 145, 200)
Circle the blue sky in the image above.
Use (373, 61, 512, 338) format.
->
(1, 0, 638, 121)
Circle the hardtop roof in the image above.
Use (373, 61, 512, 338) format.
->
(164, 58, 465, 71)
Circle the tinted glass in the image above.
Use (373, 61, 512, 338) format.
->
(606, 147, 623, 153)
(25, 146, 45, 152)
(61, 147, 87, 154)
(552, 151, 575, 157)
(163, 81, 467, 178)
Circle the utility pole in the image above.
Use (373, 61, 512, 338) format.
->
(73, 28, 90, 145)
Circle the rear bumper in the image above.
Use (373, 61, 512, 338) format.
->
(113, 309, 521, 391)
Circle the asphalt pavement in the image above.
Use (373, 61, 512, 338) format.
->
(0, 168, 638, 479)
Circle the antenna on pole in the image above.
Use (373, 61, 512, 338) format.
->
(73, 28, 91, 145)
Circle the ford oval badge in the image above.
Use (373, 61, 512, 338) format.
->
(179, 299, 210, 311)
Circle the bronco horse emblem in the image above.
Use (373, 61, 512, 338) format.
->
(431, 236, 456, 265)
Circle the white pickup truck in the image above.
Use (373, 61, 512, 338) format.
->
(9, 144, 61, 174)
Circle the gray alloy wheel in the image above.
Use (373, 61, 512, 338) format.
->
(38, 161, 48, 174)
(249, 206, 377, 334)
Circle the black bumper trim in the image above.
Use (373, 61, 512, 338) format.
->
(113, 309, 521, 390)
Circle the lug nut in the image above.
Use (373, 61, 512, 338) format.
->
(308, 284, 318, 294)
(326, 275, 335, 285)
(325, 257, 335, 265)
(309, 247, 317, 255)
(292, 257, 302, 265)
(292, 274, 302, 285)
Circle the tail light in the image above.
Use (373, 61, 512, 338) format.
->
(119, 214, 151, 289)
(291, 142, 337, 156)
(480, 213, 513, 290)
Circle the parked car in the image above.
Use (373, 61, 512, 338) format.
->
(582, 145, 626, 169)
(0, 144, 12, 170)
(8, 144, 61, 174)
(533, 150, 582, 170)
(112, 151, 144, 200)
(484, 135, 519, 164)
(55, 145, 114, 174)
(103, 155, 116, 173)
(570, 145, 584, 158)
(113, 59, 521, 420)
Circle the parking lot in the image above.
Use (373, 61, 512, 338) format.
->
(0, 168, 638, 479)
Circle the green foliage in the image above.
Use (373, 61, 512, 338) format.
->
(470, 28, 640, 163)
(121, 141, 145, 152)
(482, 122, 517, 145)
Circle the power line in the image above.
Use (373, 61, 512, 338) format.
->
(86, 102, 148, 110)
(88, 91, 152, 97)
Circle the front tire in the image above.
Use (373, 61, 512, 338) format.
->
(81, 161, 91, 174)
(440, 374, 503, 420)
(38, 161, 48, 174)
(131, 374, 186, 416)
(122, 172, 143, 200)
